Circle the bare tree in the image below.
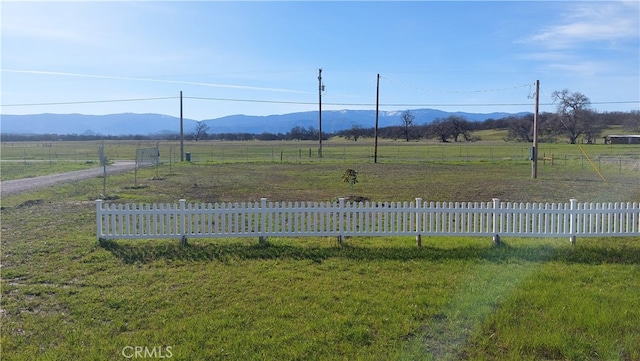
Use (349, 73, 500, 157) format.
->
(448, 115, 472, 142)
(400, 110, 415, 142)
(622, 110, 640, 131)
(580, 110, 605, 144)
(194, 121, 209, 141)
(506, 114, 534, 142)
(343, 124, 367, 141)
(427, 115, 473, 142)
(429, 118, 455, 142)
(551, 89, 596, 144)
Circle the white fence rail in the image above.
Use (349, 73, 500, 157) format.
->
(96, 198, 640, 244)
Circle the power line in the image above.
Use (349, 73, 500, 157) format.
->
(381, 76, 533, 94)
(1, 96, 178, 107)
(2, 96, 638, 108)
(591, 101, 640, 105)
(184, 96, 314, 105)
(186, 96, 638, 108)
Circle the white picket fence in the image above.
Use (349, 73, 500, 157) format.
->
(96, 198, 640, 244)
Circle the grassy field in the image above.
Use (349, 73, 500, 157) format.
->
(2, 136, 639, 164)
(1, 137, 639, 189)
(1, 140, 640, 360)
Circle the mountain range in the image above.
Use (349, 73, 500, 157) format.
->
(1, 109, 529, 136)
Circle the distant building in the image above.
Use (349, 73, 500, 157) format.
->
(603, 135, 640, 144)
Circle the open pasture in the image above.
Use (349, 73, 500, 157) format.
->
(1, 140, 640, 360)
(1, 137, 639, 181)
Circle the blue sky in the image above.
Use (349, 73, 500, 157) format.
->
(2, 1, 639, 120)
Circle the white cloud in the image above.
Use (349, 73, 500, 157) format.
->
(515, 2, 639, 80)
(519, 51, 570, 62)
(546, 61, 604, 77)
(522, 2, 639, 49)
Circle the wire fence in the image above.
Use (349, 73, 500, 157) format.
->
(2, 140, 639, 173)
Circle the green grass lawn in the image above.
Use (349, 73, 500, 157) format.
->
(1, 143, 639, 360)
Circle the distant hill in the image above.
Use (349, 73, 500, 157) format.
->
(1, 109, 529, 136)
(202, 109, 531, 134)
(0, 113, 199, 136)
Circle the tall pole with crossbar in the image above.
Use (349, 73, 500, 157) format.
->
(374, 73, 380, 163)
(532, 80, 539, 179)
(318, 68, 323, 158)
(180, 91, 184, 162)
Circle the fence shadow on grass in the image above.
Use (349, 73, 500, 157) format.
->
(98, 238, 640, 266)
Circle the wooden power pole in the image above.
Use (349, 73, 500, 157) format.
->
(318, 68, 323, 158)
(531, 80, 539, 179)
(374, 73, 380, 164)
(180, 90, 184, 162)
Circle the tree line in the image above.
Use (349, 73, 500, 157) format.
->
(3, 90, 638, 144)
(343, 108, 638, 144)
(339, 90, 639, 144)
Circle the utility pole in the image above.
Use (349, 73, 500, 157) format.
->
(318, 68, 323, 158)
(99, 140, 106, 197)
(374, 73, 380, 164)
(531, 80, 539, 179)
(180, 90, 184, 162)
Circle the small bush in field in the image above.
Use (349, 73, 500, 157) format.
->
(342, 168, 358, 193)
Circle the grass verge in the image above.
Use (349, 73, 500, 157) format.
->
(1, 159, 639, 360)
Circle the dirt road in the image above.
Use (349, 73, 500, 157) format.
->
(0, 161, 137, 197)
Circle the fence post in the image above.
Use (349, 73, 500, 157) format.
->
(569, 198, 577, 245)
(179, 199, 188, 246)
(96, 199, 103, 242)
(415, 198, 422, 247)
(492, 198, 501, 245)
(259, 198, 267, 245)
(337, 198, 344, 245)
